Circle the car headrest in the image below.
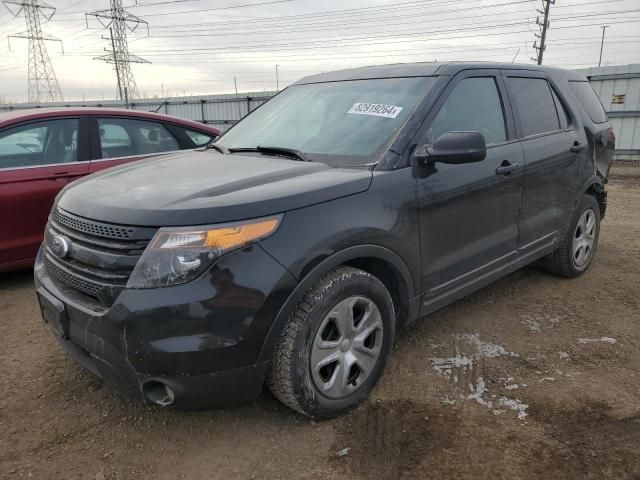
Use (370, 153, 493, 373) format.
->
(148, 129, 161, 142)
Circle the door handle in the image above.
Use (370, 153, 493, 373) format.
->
(570, 142, 585, 153)
(50, 171, 70, 179)
(495, 160, 519, 176)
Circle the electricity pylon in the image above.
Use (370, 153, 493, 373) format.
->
(3, 0, 64, 103)
(86, 0, 149, 102)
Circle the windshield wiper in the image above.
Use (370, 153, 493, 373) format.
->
(228, 146, 311, 162)
(206, 143, 229, 154)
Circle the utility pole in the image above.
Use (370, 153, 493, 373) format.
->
(598, 25, 609, 67)
(86, 0, 150, 101)
(275, 64, 280, 91)
(233, 76, 242, 119)
(531, 0, 554, 65)
(3, 0, 63, 102)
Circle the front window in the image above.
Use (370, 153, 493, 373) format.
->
(0, 119, 79, 169)
(217, 77, 436, 167)
(428, 77, 507, 145)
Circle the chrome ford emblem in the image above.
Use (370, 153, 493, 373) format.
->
(50, 235, 71, 259)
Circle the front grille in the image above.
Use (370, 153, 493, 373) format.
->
(44, 208, 157, 306)
(44, 255, 103, 299)
(53, 208, 138, 240)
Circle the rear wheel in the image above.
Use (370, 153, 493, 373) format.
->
(541, 194, 601, 278)
(267, 266, 395, 418)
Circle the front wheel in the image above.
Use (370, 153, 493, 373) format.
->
(267, 266, 395, 419)
(541, 194, 601, 278)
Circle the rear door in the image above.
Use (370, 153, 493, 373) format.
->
(502, 72, 587, 265)
(414, 70, 524, 309)
(88, 116, 184, 174)
(0, 117, 89, 269)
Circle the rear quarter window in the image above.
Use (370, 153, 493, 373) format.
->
(184, 129, 214, 147)
(569, 81, 608, 124)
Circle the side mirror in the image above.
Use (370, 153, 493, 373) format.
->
(415, 131, 487, 165)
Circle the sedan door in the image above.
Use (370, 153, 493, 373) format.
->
(413, 71, 525, 313)
(0, 117, 89, 270)
(88, 116, 184, 174)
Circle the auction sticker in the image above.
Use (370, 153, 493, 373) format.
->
(348, 103, 403, 118)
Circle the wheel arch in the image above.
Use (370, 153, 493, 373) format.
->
(581, 176, 607, 219)
(257, 245, 418, 367)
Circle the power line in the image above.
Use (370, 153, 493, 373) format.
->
(141, 39, 640, 62)
(144, 7, 640, 40)
(127, 0, 627, 31)
(86, 13, 640, 56)
(57, 0, 296, 16)
(56, 0, 87, 12)
(149, 2, 541, 36)
(66, 34, 640, 66)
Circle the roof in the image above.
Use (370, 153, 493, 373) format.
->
(0, 106, 220, 134)
(294, 62, 588, 85)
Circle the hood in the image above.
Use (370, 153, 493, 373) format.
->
(57, 150, 372, 226)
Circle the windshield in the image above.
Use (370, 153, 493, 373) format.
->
(217, 77, 436, 167)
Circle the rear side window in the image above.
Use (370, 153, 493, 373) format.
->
(98, 118, 179, 159)
(569, 81, 607, 124)
(507, 77, 560, 137)
(428, 77, 507, 145)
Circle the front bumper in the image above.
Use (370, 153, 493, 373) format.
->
(34, 244, 296, 408)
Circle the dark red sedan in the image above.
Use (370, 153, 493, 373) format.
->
(0, 107, 220, 272)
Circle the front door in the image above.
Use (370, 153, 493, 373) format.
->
(413, 71, 524, 312)
(0, 117, 89, 270)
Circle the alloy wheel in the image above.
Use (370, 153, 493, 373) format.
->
(573, 208, 597, 268)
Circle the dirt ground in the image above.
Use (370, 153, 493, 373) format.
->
(1, 166, 639, 480)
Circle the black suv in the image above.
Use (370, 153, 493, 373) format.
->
(35, 63, 614, 418)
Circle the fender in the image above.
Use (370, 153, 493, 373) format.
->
(580, 174, 604, 194)
(256, 244, 418, 368)
(579, 174, 607, 219)
(558, 175, 607, 242)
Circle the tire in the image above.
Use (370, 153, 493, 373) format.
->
(540, 194, 601, 278)
(267, 266, 395, 419)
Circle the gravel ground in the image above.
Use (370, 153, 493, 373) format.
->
(1, 167, 639, 480)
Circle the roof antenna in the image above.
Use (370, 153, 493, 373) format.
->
(511, 48, 521, 63)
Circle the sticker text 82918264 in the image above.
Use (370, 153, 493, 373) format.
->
(347, 103, 403, 119)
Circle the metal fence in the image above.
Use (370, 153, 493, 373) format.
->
(0, 90, 277, 133)
(577, 64, 640, 162)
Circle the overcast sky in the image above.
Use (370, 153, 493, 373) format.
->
(1, 0, 639, 103)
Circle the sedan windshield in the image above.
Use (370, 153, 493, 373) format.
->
(216, 76, 436, 167)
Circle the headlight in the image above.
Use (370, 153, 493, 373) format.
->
(126, 215, 282, 289)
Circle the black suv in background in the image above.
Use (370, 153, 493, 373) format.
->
(35, 63, 614, 418)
